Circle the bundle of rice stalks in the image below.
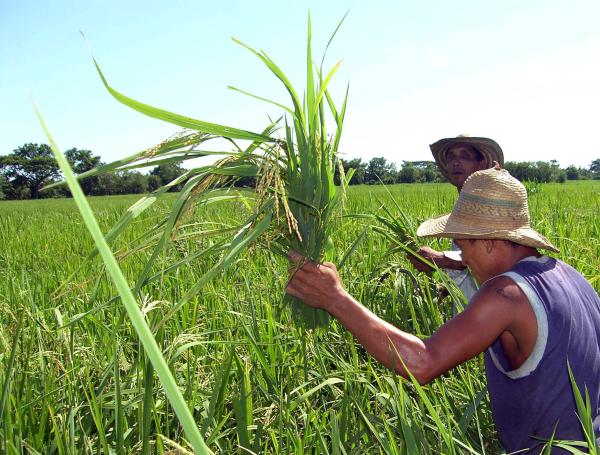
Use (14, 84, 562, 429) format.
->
(69, 15, 351, 329)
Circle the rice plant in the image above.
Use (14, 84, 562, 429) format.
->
(72, 14, 351, 329)
(34, 104, 212, 454)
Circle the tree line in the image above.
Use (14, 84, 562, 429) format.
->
(1, 143, 599, 200)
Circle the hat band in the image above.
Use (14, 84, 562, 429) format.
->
(453, 194, 529, 226)
(460, 192, 525, 208)
(446, 212, 530, 233)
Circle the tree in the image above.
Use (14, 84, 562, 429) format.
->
(590, 159, 600, 179)
(65, 148, 102, 195)
(398, 162, 419, 183)
(150, 163, 186, 190)
(365, 157, 397, 184)
(565, 165, 579, 180)
(65, 148, 102, 174)
(0, 174, 8, 200)
(335, 158, 366, 185)
(400, 161, 442, 183)
(96, 173, 122, 195)
(534, 161, 554, 182)
(119, 171, 148, 194)
(147, 174, 163, 192)
(0, 143, 61, 199)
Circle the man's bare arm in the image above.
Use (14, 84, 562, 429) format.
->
(407, 246, 466, 272)
(286, 254, 526, 384)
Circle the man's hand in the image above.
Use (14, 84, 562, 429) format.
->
(286, 251, 348, 313)
(407, 246, 465, 272)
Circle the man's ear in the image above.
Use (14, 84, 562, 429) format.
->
(484, 239, 494, 253)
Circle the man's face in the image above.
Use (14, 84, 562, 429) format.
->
(454, 238, 489, 284)
(445, 144, 487, 189)
(454, 239, 499, 284)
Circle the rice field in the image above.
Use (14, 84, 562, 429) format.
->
(1, 180, 599, 454)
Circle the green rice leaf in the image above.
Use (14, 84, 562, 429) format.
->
(567, 363, 598, 452)
(232, 37, 306, 132)
(228, 85, 296, 118)
(181, 209, 273, 305)
(306, 13, 316, 133)
(290, 377, 344, 410)
(92, 57, 273, 142)
(34, 102, 213, 455)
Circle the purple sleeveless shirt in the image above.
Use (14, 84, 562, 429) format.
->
(484, 257, 600, 453)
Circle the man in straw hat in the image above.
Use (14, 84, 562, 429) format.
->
(407, 136, 505, 302)
(287, 167, 600, 453)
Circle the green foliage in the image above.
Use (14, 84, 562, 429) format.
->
(65, 148, 103, 195)
(591, 158, 600, 179)
(505, 160, 565, 183)
(408, 161, 443, 182)
(2, 181, 598, 452)
(79, 14, 351, 328)
(565, 165, 578, 180)
(150, 162, 186, 190)
(336, 158, 367, 185)
(118, 170, 148, 194)
(0, 143, 61, 199)
(65, 148, 102, 174)
(0, 174, 8, 200)
(365, 157, 397, 184)
(398, 162, 419, 183)
(36, 107, 212, 454)
(1, 140, 595, 198)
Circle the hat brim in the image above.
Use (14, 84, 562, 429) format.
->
(430, 137, 505, 182)
(417, 213, 559, 253)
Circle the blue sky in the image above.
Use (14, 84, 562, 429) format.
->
(2, 0, 600, 168)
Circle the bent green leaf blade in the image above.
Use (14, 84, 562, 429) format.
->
(92, 56, 273, 143)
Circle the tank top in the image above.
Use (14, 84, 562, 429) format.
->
(484, 256, 600, 453)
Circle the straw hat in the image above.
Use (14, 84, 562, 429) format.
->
(417, 167, 559, 252)
(430, 136, 504, 182)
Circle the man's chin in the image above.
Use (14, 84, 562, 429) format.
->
(450, 175, 465, 187)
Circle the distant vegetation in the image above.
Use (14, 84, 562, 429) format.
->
(1, 142, 599, 200)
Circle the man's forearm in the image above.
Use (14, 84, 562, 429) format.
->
(440, 256, 466, 270)
(409, 246, 466, 272)
(327, 292, 433, 383)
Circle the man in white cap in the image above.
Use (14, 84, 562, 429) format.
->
(287, 167, 600, 453)
(407, 136, 504, 303)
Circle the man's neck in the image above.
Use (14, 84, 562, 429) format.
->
(483, 244, 541, 282)
(512, 246, 542, 262)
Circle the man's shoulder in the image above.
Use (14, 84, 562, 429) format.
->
(473, 275, 528, 307)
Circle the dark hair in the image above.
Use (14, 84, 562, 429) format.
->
(447, 144, 485, 161)
(471, 147, 485, 162)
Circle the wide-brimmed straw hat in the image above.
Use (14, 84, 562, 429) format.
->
(417, 167, 559, 252)
(430, 136, 504, 182)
